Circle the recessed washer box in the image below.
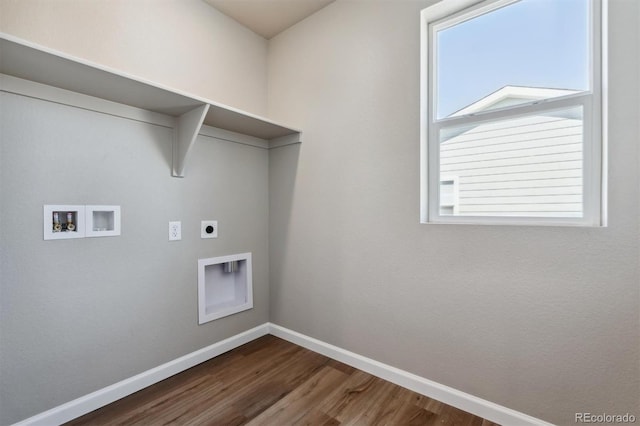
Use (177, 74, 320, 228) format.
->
(43, 205, 85, 240)
(197, 253, 253, 324)
(85, 205, 121, 237)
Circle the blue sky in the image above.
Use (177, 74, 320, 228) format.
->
(436, 0, 589, 118)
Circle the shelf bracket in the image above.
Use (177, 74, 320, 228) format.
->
(172, 103, 210, 177)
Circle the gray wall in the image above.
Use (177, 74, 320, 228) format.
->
(0, 93, 269, 423)
(268, 1, 639, 425)
(1, 2, 271, 424)
(1, 0, 639, 425)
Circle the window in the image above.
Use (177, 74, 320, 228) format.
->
(420, 0, 605, 226)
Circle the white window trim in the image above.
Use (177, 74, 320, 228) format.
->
(420, 0, 607, 227)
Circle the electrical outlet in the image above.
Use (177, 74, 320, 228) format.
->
(169, 221, 181, 241)
(201, 220, 218, 239)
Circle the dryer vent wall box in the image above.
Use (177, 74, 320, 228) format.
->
(198, 253, 253, 324)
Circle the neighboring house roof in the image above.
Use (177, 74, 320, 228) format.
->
(449, 86, 579, 117)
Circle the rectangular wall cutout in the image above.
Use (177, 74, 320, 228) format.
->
(198, 253, 253, 324)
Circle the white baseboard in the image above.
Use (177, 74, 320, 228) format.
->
(14, 322, 551, 426)
(13, 324, 270, 426)
(267, 323, 553, 426)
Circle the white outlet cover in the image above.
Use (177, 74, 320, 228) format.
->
(201, 220, 218, 238)
(169, 221, 181, 241)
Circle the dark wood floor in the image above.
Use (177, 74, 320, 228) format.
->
(66, 335, 499, 425)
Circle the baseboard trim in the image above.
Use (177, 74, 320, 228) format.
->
(267, 323, 552, 426)
(14, 322, 551, 426)
(13, 324, 270, 426)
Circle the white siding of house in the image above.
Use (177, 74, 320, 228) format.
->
(440, 114, 583, 217)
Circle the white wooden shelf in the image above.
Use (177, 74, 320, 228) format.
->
(0, 33, 302, 177)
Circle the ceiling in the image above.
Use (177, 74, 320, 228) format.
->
(204, 0, 335, 39)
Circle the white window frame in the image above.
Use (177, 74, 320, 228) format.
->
(420, 0, 607, 227)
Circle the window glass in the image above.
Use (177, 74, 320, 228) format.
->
(439, 106, 584, 217)
(440, 178, 458, 215)
(435, 0, 590, 119)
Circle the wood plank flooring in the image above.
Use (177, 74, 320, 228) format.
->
(66, 335, 499, 426)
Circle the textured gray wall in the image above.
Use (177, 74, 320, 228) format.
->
(267, 1, 640, 425)
(0, 1, 270, 423)
(2, 1, 639, 425)
(0, 92, 269, 424)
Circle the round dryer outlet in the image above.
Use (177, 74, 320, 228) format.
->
(201, 220, 218, 238)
